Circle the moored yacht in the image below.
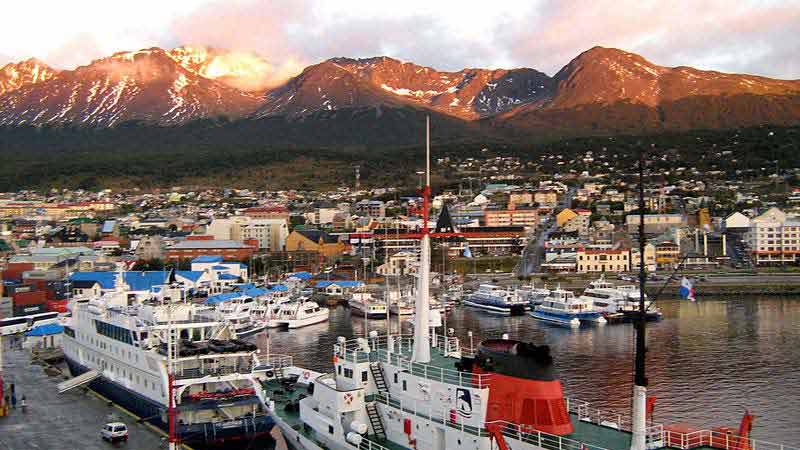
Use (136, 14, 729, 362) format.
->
(580, 276, 662, 322)
(517, 281, 551, 306)
(463, 284, 529, 315)
(268, 301, 329, 329)
(531, 287, 607, 327)
(349, 292, 389, 319)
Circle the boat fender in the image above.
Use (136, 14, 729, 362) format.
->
(350, 421, 368, 434)
(346, 432, 363, 446)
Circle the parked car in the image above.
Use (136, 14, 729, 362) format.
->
(101, 422, 128, 443)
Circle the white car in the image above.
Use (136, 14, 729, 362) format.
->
(101, 422, 128, 443)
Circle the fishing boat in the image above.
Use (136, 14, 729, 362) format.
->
(60, 275, 274, 449)
(463, 284, 529, 315)
(249, 118, 789, 450)
(349, 292, 389, 319)
(531, 287, 607, 327)
(268, 301, 329, 329)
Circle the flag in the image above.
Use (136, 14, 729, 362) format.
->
(463, 244, 472, 258)
(680, 277, 696, 302)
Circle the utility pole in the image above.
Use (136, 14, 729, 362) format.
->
(166, 297, 180, 450)
(630, 144, 649, 450)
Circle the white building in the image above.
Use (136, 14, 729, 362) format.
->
(207, 216, 288, 251)
(747, 207, 800, 266)
(723, 212, 751, 231)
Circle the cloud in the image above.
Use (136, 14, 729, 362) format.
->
(44, 33, 107, 69)
(496, 0, 800, 79)
(1, 0, 798, 82)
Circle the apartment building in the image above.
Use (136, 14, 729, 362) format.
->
(747, 207, 800, 266)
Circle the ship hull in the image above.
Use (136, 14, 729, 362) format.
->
(65, 356, 275, 450)
(463, 299, 527, 316)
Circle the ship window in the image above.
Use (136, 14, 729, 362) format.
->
(394, 373, 398, 383)
(338, 365, 342, 375)
(344, 368, 353, 378)
(328, 425, 334, 434)
(362, 371, 368, 382)
(402, 380, 407, 391)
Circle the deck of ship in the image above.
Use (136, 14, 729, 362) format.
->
(325, 335, 769, 450)
(260, 378, 408, 450)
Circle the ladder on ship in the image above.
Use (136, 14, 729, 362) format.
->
(369, 362, 388, 392)
(365, 402, 386, 442)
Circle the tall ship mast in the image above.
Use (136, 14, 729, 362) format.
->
(255, 120, 793, 450)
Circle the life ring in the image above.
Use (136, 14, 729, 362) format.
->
(265, 370, 275, 378)
(303, 371, 310, 380)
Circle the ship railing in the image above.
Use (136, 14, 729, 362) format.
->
(660, 429, 800, 450)
(174, 362, 254, 380)
(253, 354, 293, 370)
(377, 349, 491, 388)
(334, 333, 491, 388)
(358, 437, 395, 450)
(432, 334, 462, 357)
(373, 392, 613, 450)
(565, 397, 632, 431)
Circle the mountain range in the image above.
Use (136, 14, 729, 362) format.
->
(1, 45, 799, 138)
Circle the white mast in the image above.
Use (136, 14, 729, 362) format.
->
(412, 116, 432, 363)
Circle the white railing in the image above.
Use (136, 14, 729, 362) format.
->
(566, 397, 631, 431)
(334, 333, 491, 388)
(377, 348, 491, 388)
(373, 392, 613, 450)
(358, 437, 395, 450)
(661, 429, 800, 450)
(254, 353, 293, 370)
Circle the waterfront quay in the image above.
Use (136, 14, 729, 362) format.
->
(0, 336, 167, 450)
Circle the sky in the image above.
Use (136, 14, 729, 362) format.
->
(1, 0, 798, 81)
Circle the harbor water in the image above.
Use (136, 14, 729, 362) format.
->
(256, 295, 800, 444)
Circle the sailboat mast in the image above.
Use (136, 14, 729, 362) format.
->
(630, 145, 649, 450)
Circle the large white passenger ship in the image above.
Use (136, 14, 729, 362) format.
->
(61, 274, 275, 449)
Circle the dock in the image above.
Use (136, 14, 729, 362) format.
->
(0, 335, 167, 450)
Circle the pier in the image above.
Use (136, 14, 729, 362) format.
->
(0, 335, 167, 450)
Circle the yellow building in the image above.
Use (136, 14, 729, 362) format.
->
(286, 230, 348, 258)
(556, 208, 578, 227)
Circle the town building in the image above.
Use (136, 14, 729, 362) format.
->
(626, 214, 686, 234)
(747, 207, 800, 266)
(354, 200, 386, 219)
(166, 238, 256, 261)
(576, 247, 631, 273)
(207, 216, 288, 251)
(286, 230, 348, 258)
(484, 207, 538, 228)
(655, 241, 680, 268)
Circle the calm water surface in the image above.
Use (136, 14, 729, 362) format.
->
(256, 295, 800, 444)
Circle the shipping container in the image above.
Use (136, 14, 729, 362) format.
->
(13, 303, 45, 316)
(12, 290, 47, 306)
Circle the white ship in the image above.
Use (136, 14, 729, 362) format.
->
(350, 292, 390, 319)
(463, 284, 530, 315)
(267, 300, 330, 329)
(60, 274, 275, 449)
(579, 276, 662, 322)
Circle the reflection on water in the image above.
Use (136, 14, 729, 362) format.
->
(255, 296, 800, 444)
